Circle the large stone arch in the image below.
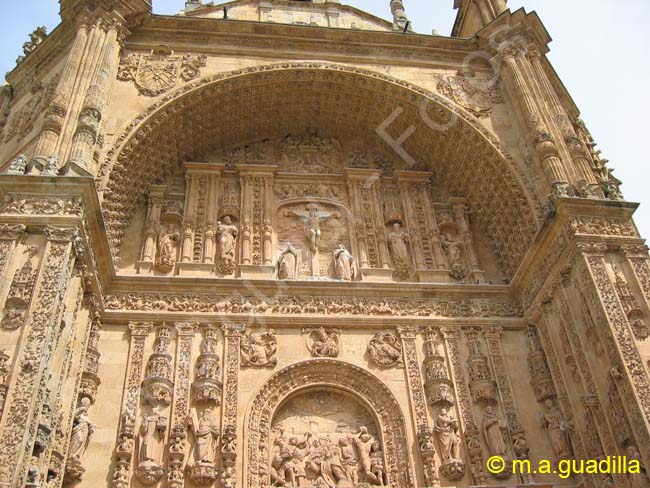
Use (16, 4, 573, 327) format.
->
(244, 359, 414, 488)
(101, 62, 542, 277)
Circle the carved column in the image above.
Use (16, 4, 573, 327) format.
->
(0, 226, 76, 488)
(67, 13, 128, 173)
(168, 322, 198, 488)
(237, 165, 276, 279)
(345, 168, 393, 282)
(178, 163, 224, 276)
(483, 326, 533, 483)
(577, 243, 650, 469)
(438, 327, 472, 483)
(622, 245, 650, 322)
(495, 45, 571, 197)
(137, 187, 164, 275)
(397, 327, 440, 488)
(525, 47, 602, 198)
(33, 15, 91, 162)
(111, 322, 152, 488)
(220, 324, 244, 488)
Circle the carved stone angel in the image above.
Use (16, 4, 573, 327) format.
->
(241, 330, 277, 367)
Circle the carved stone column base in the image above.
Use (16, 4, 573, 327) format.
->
(417, 269, 451, 283)
(176, 262, 215, 277)
(136, 261, 154, 275)
(439, 458, 465, 481)
(360, 267, 395, 283)
(238, 264, 275, 279)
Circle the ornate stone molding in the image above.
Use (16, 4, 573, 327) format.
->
(103, 293, 522, 318)
(111, 322, 152, 488)
(0, 195, 83, 216)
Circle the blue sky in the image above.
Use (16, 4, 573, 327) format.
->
(2, 1, 649, 239)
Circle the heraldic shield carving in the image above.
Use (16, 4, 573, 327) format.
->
(118, 45, 207, 97)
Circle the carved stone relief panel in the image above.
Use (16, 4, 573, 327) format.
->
(1, 245, 39, 330)
(277, 201, 352, 279)
(270, 390, 386, 487)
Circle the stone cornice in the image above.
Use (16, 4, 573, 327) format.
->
(124, 13, 487, 70)
(512, 197, 643, 314)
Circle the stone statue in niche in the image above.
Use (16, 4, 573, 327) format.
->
(367, 331, 403, 368)
(216, 216, 238, 274)
(305, 327, 339, 358)
(187, 409, 220, 485)
(442, 232, 467, 281)
(333, 244, 356, 281)
(135, 409, 167, 484)
(434, 408, 461, 462)
(482, 406, 508, 457)
(240, 329, 277, 367)
(278, 243, 300, 280)
(155, 224, 180, 273)
(387, 222, 410, 279)
(540, 398, 573, 461)
(271, 391, 385, 487)
(64, 398, 95, 481)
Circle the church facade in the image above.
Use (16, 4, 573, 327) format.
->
(0, 0, 648, 487)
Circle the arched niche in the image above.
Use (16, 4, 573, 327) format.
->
(102, 62, 542, 278)
(245, 359, 414, 488)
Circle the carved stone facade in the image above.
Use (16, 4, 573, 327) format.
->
(0, 1, 649, 488)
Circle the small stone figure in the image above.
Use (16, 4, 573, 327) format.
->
(434, 408, 461, 461)
(482, 405, 507, 457)
(6, 155, 28, 175)
(42, 154, 61, 176)
(278, 243, 300, 280)
(188, 410, 219, 465)
(540, 398, 573, 461)
(241, 329, 277, 367)
(136, 410, 167, 483)
(216, 216, 238, 274)
(333, 244, 356, 281)
(64, 398, 95, 481)
(155, 224, 180, 273)
(387, 222, 410, 277)
(285, 204, 339, 253)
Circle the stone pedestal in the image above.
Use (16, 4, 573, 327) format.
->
(360, 268, 395, 283)
(176, 262, 215, 277)
(238, 264, 276, 280)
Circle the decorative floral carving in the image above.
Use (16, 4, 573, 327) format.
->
(1, 195, 82, 216)
(1, 245, 38, 330)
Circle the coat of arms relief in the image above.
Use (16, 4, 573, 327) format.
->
(118, 45, 207, 97)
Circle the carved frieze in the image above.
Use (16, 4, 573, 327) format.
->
(0, 195, 82, 216)
(103, 292, 522, 318)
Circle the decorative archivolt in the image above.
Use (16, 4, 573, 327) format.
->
(244, 359, 414, 488)
(101, 63, 541, 278)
